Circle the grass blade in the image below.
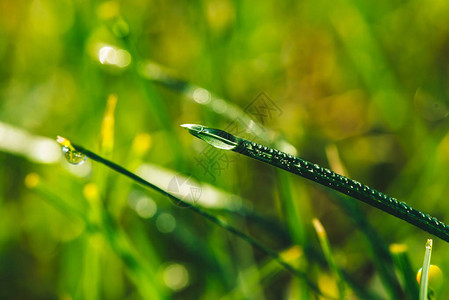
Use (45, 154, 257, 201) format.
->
(57, 137, 333, 299)
(419, 239, 433, 300)
(313, 218, 346, 299)
(326, 144, 404, 299)
(99, 94, 117, 157)
(26, 174, 167, 299)
(390, 244, 419, 300)
(182, 124, 449, 244)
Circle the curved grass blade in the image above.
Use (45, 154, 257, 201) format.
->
(313, 219, 347, 299)
(390, 244, 419, 300)
(56, 137, 333, 299)
(181, 124, 449, 244)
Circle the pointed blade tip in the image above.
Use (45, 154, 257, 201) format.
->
(180, 124, 204, 131)
(180, 124, 194, 129)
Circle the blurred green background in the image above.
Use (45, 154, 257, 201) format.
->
(1, 0, 449, 299)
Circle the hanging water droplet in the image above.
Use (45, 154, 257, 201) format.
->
(62, 146, 86, 165)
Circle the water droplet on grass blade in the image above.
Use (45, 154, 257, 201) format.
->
(196, 133, 237, 150)
(181, 124, 238, 150)
(62, 146, 86, 165)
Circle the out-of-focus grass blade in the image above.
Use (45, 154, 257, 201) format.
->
(325, 143, 404, 299)
(136, 163, 244, 210)
(275, 143, 307, 246)
(390, 243, 419, 300)
(275, 141, 309, 299)
(24, 173, 87, 223)
(329, 0, 407, 130)
(84, 95, 118, 300)
(313, 218, 346, 299)
(99, 94, 117, 157)
(220, 246, 303, 300)
(0, 121, 61, 164)
(139, 61, 295, 149)
(109, 132, 153, 217)
(419, 239, 433, 300)
(26, 175, 167, 299)
(106, 18, 186, 169)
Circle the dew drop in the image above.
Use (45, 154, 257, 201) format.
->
(399, 202, 408, 210)
(200, 136, 237, 150)
(62, 146, 86, 165)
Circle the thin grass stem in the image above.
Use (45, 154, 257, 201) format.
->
(313, 219, 347, 299)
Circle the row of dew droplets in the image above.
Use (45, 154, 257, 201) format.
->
(56, 136, 86, 165)
(265, 139, 449, 235)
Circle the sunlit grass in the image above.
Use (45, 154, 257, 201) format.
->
(1, 0, 449, 298)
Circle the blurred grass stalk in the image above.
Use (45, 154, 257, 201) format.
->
(107, 17, 186, 170)
(313, 218, 347, 299)
(25, 174, 166, 299)
(56, 97, 166, 299)
(221, 246, 303, 300)
(82, 94, 118, 300)
(275, 141, 309, 299)
(389, 244, 419, 300)
(138, 60, 295, 149)
(326, 144, 404, 299)
(330, 0, 407, 130)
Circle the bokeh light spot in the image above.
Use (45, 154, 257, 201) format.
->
(193, 88, 211, 104)
(156, 213, 176, 233)
(98, 46, 131, 68)
(163, 263, 189, 291)
(25, 173, 40, 189)
(136, 197, 157, 219)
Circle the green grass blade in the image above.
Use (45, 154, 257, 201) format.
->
(390, 244, 419, 300)
(419, 239, 433, 300)
(182, 125, 449, 244)
(313, 218, 347, 299)
(64, 139, 332, 299)
(325, 144, 404, 298)
(27, 175, 167, 299)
